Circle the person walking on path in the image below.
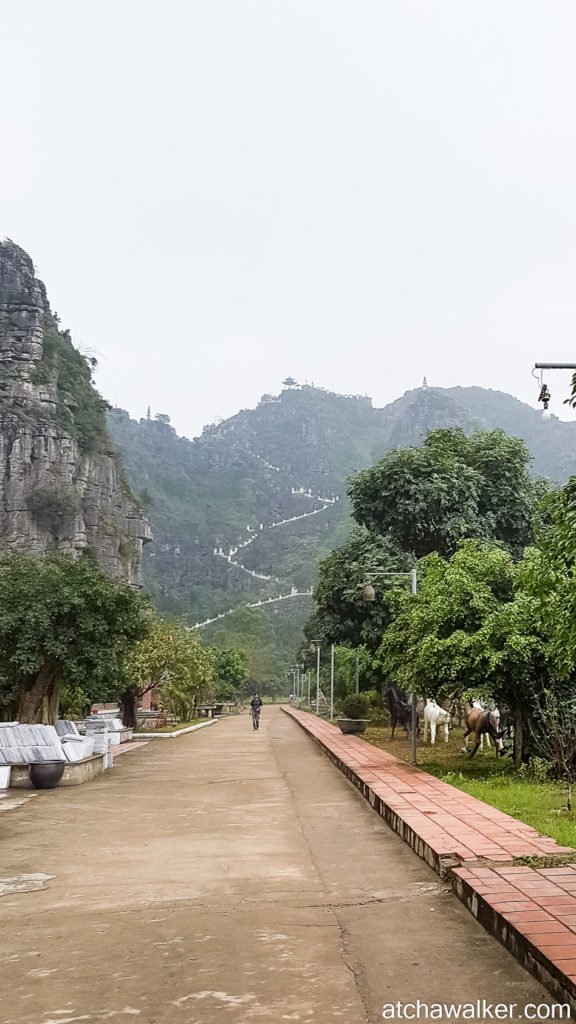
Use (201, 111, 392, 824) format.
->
(250, 692, 263, 730)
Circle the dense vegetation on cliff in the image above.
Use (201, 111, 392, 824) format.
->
(0, 240, 150, 586)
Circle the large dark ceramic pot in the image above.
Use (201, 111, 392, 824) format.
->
(337, 718, 370, 735)
(29, 761, 66, 790)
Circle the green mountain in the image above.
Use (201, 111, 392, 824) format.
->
(107, 384, 378, 623)
(108, 381, 576, 683)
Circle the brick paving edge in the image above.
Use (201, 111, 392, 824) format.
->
(282, 706, 576, 1011)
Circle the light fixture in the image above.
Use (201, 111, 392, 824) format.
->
(538, 382, 551, 420)
(533, 363, 576, 421)
(362, 583, 376, 602)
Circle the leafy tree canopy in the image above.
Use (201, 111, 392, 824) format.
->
(521, 479, 576, 682)
(122, 618, 214, 725)
(349, 428, 537, 559)
(213, 647, 248, 700)
(376, 542, 519, 697)
(0, 553, 147, 723)
(375, 540, 552, 765)
(305, 528, 409, 651)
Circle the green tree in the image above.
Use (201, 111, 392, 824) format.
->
(349, 428, 536, 559)
(377, 541, 548, 764)
(525, 480, 576, 677)
(305, 529, 409, 651)
(213, 647, 248, 701)
(377, 542, 516, 694)
(122, 618, 214, 726)
(0, 553, 147, 724)
(203, 607, 286, 691)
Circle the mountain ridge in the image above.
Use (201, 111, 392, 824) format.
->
(107, 380, 576, 634)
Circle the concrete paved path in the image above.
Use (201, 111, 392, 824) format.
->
(0, 708, 551, 1024)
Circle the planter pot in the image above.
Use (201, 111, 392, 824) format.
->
(337, 718, 370, 735)
(28, 761, 66, 790)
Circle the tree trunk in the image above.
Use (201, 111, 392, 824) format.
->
(514, 709, 524, 768)
(120, 688, 138, 729)
(18, 660, 59, 724)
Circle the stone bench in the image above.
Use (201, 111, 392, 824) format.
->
(196, 705, 218, 719)
(9, 753, 106, 788)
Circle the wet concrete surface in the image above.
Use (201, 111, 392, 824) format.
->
(0, 707, 552, 1023)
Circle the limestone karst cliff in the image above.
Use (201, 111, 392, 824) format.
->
(0, 240, 151, 583)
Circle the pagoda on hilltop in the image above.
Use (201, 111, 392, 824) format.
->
(282, 377, 299, 388)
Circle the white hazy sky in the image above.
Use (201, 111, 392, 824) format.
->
(2, 1, 576, 438)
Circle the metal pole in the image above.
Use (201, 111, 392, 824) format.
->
(534, 363, 576, 370)
(330, 644, 335, 720)
(410, 568, 418, 766)
(316, 645, 321, 715)
(355, 650, 360, 695)
(307, 671, 310, 706)
(296, 666, 300, 701)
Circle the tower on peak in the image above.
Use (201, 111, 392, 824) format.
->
(422, 376, 428, 389)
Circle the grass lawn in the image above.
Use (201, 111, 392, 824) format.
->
(362, 725, 576, 849)
(135, 719, 205, 734)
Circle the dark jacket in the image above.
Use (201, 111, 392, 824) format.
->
(250, 697, 263, 711)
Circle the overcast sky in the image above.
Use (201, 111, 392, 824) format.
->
(2, 1, 576, 437)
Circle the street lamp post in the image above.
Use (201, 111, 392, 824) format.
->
(310, 641, 321, 715)
(316, 644, 321, 715)
(362, 568, 418, 765)
(330, 644, 335, 720)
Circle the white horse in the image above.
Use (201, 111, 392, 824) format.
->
(423, 699, 451, 745)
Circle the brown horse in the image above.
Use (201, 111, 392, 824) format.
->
(462, 706, 504, 758)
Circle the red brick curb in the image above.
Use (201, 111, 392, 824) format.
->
(283, 706, 576, 1008)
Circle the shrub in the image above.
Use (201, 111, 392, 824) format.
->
(531, 692, 576, 811)
(29, 483, 80, 536)
(517, 757, 553, 784)
(340, 694, 369, 719)
(361, 688, 390, 725)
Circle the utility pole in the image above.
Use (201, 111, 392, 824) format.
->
(361, 567, 419, 765)
(410, 568, 418, 766)
(316, 645, 321, 715)
(354, 650, 360, 695)
(330, 644, 335, 720)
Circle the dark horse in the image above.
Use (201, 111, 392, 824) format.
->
(386, 685, 415, 739)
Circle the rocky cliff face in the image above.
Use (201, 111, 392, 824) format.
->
(0, 240, 151, 584)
